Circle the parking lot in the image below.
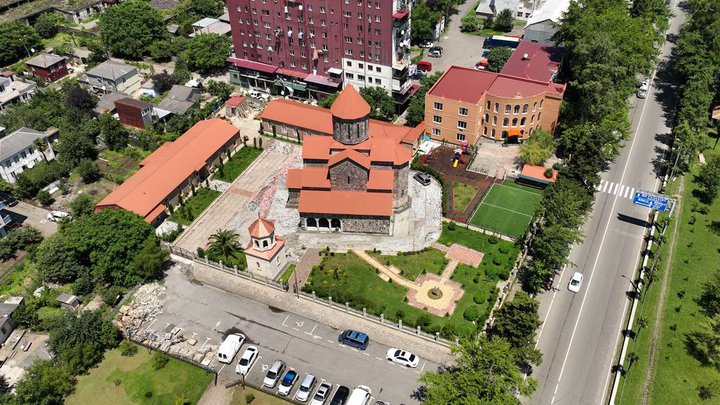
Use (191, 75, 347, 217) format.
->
(3, 201, 57, 236)
(145, 265, 437, 404)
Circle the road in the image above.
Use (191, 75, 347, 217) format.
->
(531, 4, 686, 405)
(3, 201, 57, 236)
(149, 265, 438, 405)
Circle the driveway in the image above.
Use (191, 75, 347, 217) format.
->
(4, 202, 57, 236)
(148, 264, 439, 405)
(427, 3, 488, 72)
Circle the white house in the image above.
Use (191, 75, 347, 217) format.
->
(0, 73, 37, 111)
(476, 0, 537, 21)
(244, 217, 288, 280)
(0, 127, 57, 184)
(79, 60, 142, 94)
(524, 0, 571, 44)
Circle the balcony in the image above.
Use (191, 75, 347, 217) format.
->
(392, 77, 412, 94)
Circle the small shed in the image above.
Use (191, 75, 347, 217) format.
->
(517, 164, 558, 188)
(56, 293, 81, 311)
(225, 96, 249, 118)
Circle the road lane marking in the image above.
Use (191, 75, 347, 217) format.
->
(376, 357, 383, 361)
(363, 352, 369, 356)
(200, 337, 211, 350)
(292, 328, 300, 331)
(313, 335, 322, 339)
(245, 356, 261, 375)
(618, 185, 626, 196)
(550, 60, 653, 404)
(419, 361, 427, 373)
(327, 340, 335, 344)
(536, 264, 568, 346)
(629, 187, 635, 199)
(281, 315, 289, 327)
(219, 364, 226, 374)
(309, 324, 317, 335)
(602, 181, 609, 193)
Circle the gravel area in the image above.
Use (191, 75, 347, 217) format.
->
(468, 141, 522, 178)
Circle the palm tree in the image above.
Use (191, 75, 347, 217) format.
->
(33, 138, 48, 162)
(206, 229, 242, 264)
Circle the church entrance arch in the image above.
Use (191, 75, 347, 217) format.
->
(306, 218, 317, 229)
(330, 218, 341, 231)
(318, 218, 330, 229)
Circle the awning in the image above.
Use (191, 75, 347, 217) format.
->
(226, 57, 277, 74)
(507, 128, 522, 137)
(274, 80, 307, 91)
(393, 8, 410, 19)
(304, 74, 342, 88)
(277, 68, 309, 79)
(327, 67, 343, 75)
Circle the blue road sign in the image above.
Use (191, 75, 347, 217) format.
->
(632, 191, 670, 212)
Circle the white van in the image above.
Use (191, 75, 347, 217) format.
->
(347, 385, 372, 405)
(217, 333, 245, 364)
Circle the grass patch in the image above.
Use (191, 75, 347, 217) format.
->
(278, 264, 296, 284)
(67, 342, 212, 405)
(453, 182, 479, 212)
(368, 248, 448, 281)
(168, 188, 221, 225)
(0, 259, 37, 297)
(304, 226, 517, 338)
(469, 183, 542, 237)
(616, 157, 720, 404)
(230, 386, 291, 405)
(212, 147, 263, 182)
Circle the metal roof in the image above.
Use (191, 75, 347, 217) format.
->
(0, 127, 47, 162)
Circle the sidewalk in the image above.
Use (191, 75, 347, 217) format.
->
(183, 256, 454, 365)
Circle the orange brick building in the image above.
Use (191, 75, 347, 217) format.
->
(424, 65, 565, 145)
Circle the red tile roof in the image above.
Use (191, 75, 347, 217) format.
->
(330, 85, 370, 120)
(226, 57, 277, 74)
(96, 119, 238, 222)
(328, 149, 371, 170)
(245, 236, 285, 261)
(500, 41, 563, 83)
(521, 164, 557, 183)
(367, 170, 394, 191)
(225, 96, 246, 107)
(248, 217, 275, 238)
(286, 167, 331, 189)
(298, 190, 393, 216)
(276, 68, 309, 79)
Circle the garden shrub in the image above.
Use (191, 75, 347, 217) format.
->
(473, 290, 487, 304)
(151, 351, 169, 370)
(463, 305, 482, 321)
(119, 340, 138, 357)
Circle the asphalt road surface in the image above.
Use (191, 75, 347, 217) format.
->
(531, 3, 686, 405)
(149, 266, 438, 404)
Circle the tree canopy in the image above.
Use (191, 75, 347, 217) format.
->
(493, 9, 515, 32)
(100, 0, 167, 59)
(13, 360, 75, 405)
(0, 21, 42, 67)
(182, 33, 232, 72)
(486, 47, 513, 73)
(359, 86, 395, 122)
(518, 128, 555, 165)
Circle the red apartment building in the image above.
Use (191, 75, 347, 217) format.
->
(226, 0, 415, 107)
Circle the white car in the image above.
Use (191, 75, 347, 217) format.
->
(386, 348, 420, 368)
(46, 211, 70, 222)
(263, 360, 285, 388)
(235, 346, 258, 375)
(639, 79, 650, 91)
(568, 272, 584, 293)
(295, 374, 317, 402)
(249, 90, 270, 101)
(419, 41, 434, 48)
(310, 381, 332, 405)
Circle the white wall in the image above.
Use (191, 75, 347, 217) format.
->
(0, 141, 56, 184)
(342, 58, 393, 94)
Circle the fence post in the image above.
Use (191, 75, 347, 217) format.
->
(363, 308, 367, 318)
(416, 325, 420, 335)
(345, 302, 349, 312)
(205, 256, 209, 265)
(380, 314, 384, 323)
(398, 319, 402, 330)
(328, 297, 333, 307)
(312, 291, 316, 301)
(234, 265, 239, 275)
(435, 332, 440, 341)
(219, 260, 224, 270)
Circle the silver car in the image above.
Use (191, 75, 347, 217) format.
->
(310, 381, 332, 405)
(295, 374, 317, 402)
(263, 360, 285, 388)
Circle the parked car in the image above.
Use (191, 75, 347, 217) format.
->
(413, 172, 431, 186)
(639, 79, 650, 91)
(46, 211, 70, 222)
(263, 360, 286, 388)
(311, 381, 333, 405)
(217, 333, 245, 364)
(329, 385, 350, 405)
(482, 49, 491, 58)
(249, 90, 271, 101)
(374, 402, 389, 405)
(475, 59, 488, 70)
(568, 272, 584, 293)
(386, 348, 420, 368)
(338, 330, 369, 350)
(637, 89, 648, 99)
(428, 46, 443, 57)
(295, 374, 317, 402)
(0, 193, 18, 206)
(416, 60, 432, 72)
(347, 385, 372, 405)
(278, 369, 299, 396)
(235, 346, 259, 375)
(411, 69, 426, 80)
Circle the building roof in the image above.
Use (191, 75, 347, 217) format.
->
(367, 170, 394, 191)
(96, 119, 238, 222)
(298, 190, 393, 216)
(248, 217, 275, 238)
(85, 60, 137, 81)
(115, 97, 152, 110)
(245, 235, 285, 261)
(225, 96, 246, 107)
(520, 164, 558, 183)
(25, 53, 65, 69)
(56, 293, 79, 304)
(475, 0, 518, 16)
(193, 17, 217, 28)
(500, 41, 564, 82)
(330, 85, 370, 120)
(328, 149, 371, 170)
(0, 127, 47, 162)
(286, 167, 331, 190)
(526, 0, 572, 26)
(157, 85, 200, 115)
(95, 91, 129, 113)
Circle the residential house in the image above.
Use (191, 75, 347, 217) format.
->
(0, 127, 57, 184)
(225, 96, 249, 118)
(79, 60, 142, 94)
(524, 0, 572, 44)
(0, 0, 113, 27)
(424, 65, 565, 145)
(190, 17, 231, 37)
(25, 53, 69, 83)
(56, 294, 81, 311)
(0, 297, 23, 344)
(157, 85, 201, 116)
(0, 72, 37, 111)
(476, 0, 536, 21)
(96, 119, 241, 226)
(115, 98, 156, 130)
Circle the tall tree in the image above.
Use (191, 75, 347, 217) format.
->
(411, 3, 440, 45)
(13, 360, 76, 405)
(686, 316, 720, 369)
(35, 234, 89, 283)
(491, 291, 543, 366)
(698, 271, 720, 317)
(98, 114, 129, 151)
(99, 0, 167, 59)
(207, 229, 243, 264)
(518, 128, 555, 165)
(359, 86, 395, 122)
(421, 335, 537, 404)
(493, 9, 515, 32)
(0, 21, 42, 66)
(33, 13, 63, 39)
(182, 33, 232, 72)
(66, 86, 97, 115)
(697, 155, 720, 203)
(48, 310, 120, 373)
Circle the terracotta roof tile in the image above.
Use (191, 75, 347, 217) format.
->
(287, 167, 331, 189)
(298, 190, 393, 216)
(248, 218, 275, 238)
(367, 170, 394, 191)
(330, 85, 370, 119)
(521, 164, 557, 183)
(245, 236, 285, 261)
(328, 149, 370, 170)
(500, 41, 564, 82)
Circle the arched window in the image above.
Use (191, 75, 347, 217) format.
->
(514, 105, 520, 114)
(494, 103, 499, 113)
(484, 113, 489, 123)
(504, 105, 511, 114)
(319, 218, 329, 228)
(522, 104, 529, 113)
(491, 129, 496, 138)
(531, 115, 535, 123)
(538, 112, 542, 121)
(493, 116, 497, 125)
(502, 118, 509, 127)
(483, 126, 488, 135)
(263, 239, 268, 248)
(520, 117, 526, 126)
(254, 240, 260, 247)
(307, 218, 317, 228)
(533, 102, 537, 111)
(512, 118, 518, 126)
(501, 130, 508, 139)
(540, 100, 544, 109)
(486, 100, 491, 110)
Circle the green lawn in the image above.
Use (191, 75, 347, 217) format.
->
(452, 182, 480, 212)
(278, 264, 296, 283)
(369, 248, 448, 281)
(231, 387, 291, 405)
(304, 226, 518, 338)
(212, 147, 263, 182)
(469, 183, 542, 237)
(0, 259, 37, 297)
(68, 343, 212, 405)
(168, 188, 221, 225)
(616, 157, 720, 404)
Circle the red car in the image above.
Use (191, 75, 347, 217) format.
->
(417, 60, 432, 71)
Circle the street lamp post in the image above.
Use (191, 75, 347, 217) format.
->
(621, 274, 641, 300)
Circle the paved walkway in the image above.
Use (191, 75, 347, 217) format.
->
(293, 248, 322, 288)
(352, 250, 415, 289)
(197, 380, 233, 405)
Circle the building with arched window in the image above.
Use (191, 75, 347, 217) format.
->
(244, 217, 287, 279)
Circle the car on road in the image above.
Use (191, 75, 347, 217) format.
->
(217, 333, 245, 364)
(347, 385, 372, 405)
(46, 211, 70, 222)
(0, 193, 18, 207)
(413, 172, 431, 186)
(637, 88, 648, 99)
(329, 385, 350, 405)
(311, 381, 333, 405)
(263, 360, 285, 388)
(639, 79, 650, 91)
(568, 272, 584, 293)
(278, 369, 299, 396)
(249, 90, 271, 101)
(295, 374, 317, 402)
(428, 46, 443, 57)
(386, 348, 420, 368)
(338, 330, 369, 350)
(235, 346, 258, 375)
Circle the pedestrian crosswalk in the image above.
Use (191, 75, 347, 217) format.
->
(595, 180, 636, 199)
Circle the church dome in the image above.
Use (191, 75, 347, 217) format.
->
(330, 85, 371, 120)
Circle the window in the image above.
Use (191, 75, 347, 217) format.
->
(345, 49, 353, 56)
(433, 115, 442, 124)
(491, 128, 496, 138)
(456, 133, 466, 141)
(533, 102, 537, 111)
(502, 118, 509, 127)
(505, 105, 511, 114)
(433, 102, 443, 111)
(457, 121, 467, 130)
(492, 116, 497, 125)
(358, 75, 365, 81)
(458, 107, 468, 116)
(358, 63, 364, 69)
(346, 60, 352, 67)
(494, 103, 499, 113)
(502, 130, 508, 139)
(375, 66, 381, 72)
(521, 117, 526, 126)
(344, 36, 352, 43)
(538, 112, 542, 121)
(343, 11, 351, 17)
(531, 115, 535, 123)
(514, 105, 520, 114)
(374, 78, 381, 84)
(263, 240, 268, 248)
(483, 126, 488, 136)
(512, 118, 518, 126)
(432, 128, 441, 136)
(346, 72, 354, 79)
(540, 100, 543, 109)
(486, 100, 491, 110)
(523, 104, 529, 113)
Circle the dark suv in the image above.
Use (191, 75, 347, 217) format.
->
(338, 330, 369, 350)
(413, 172, 431, 186)
(329, 385, 350, 405)
(0, 193, 18, 207)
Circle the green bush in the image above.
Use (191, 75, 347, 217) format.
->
(463, 305, 482, 321)
(36, 190, 53, 206)
(72, 276, 93, 296)
(101, 285, 125, 306)
(119, 340, 138, 357)
(473, 290, 488, 304)
(77, 159, 101, 183)
(416, 313, 432, 327)
(245, 392, 255, 404)
(151, 351, 169, 370)
(15, 160, 69, 198)
(442, 321, 477, 338)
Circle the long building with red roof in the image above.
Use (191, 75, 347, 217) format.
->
(260, 86, 422, 234)
(95, 119, 240, 225)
